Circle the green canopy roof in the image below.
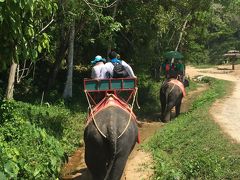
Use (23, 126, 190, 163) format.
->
(163, 51, 183, 59)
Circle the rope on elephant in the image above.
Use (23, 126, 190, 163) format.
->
(84, 88, 138, 139)
(135, 87, 141, 109)
(84, 90, 107, 138)
(169, 83, 176, 94)
(118, 87, 138, 139)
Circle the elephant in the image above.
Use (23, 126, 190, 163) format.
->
(84, 104, 138, 180)
(160, 78, 187, 122)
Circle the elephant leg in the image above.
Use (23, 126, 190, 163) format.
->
(85, 146, 107, 180)
(164, 101, 176, 122)
(84, 131, 108, 180)
(106, 133, 136, 180)
(106, 152, 131, 180)
(163, 108, 171, 122)
(160, 94, 166, 120)
(175, 101, 181, 117)
(175, 96, 183, 117)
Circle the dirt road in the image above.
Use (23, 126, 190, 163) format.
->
(61, 84, 205, 180)
(186, 64, 240, 143)
(123, 64, 240, 179)
(61, 64, 240, 179)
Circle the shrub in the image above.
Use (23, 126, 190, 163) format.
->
(0, 100, 64, 179)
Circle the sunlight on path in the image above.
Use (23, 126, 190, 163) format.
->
(211, 80, 240, 143)
(187, 65, 240, 143)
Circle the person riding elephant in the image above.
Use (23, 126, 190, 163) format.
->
(91, 55, 107, 79)
(104, 51, 136, 78)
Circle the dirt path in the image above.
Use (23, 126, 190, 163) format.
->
(186, 64, 240, 143)
(61, 64, 240, 179)
(123, 64, 240, 179)
(61, 81, 207, 180)
(61, 121, 164, 180)
(121, 84, 207, 180)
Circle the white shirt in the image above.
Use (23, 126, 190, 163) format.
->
(91, 62, 107, 79)
(104, 60, 136, 78)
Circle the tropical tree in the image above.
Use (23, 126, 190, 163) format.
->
(0, 0, 57, 99)
(49, 0, 123, 96)
(206, 0, 240, 64)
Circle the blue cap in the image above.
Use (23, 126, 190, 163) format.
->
(91, 55, 106, 64)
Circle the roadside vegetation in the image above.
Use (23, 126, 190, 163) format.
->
(145, 77, 240, 179)
(0, 100, 86, 179)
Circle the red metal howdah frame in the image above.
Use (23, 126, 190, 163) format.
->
(84, 78, 137, 106)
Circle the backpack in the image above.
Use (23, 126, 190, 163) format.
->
(112, 62, 129, 78)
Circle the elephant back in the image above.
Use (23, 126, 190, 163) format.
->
(86, 94, 138, 140)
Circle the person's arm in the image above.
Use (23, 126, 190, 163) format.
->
(91, 67, 96, 78)
(121, 61, 136, 78)
(91, 66, 101, 79)
(100, 66, 108, 79)
(104, 62, 114, 78)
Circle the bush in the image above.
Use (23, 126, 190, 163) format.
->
(137, 74, 161, 116)
(0, 100, 64, 179)
(0, 99, 86, 178)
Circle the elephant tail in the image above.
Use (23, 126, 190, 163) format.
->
(104, 124, 117, 180)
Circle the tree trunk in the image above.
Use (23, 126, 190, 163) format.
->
(47, 40, 68, 91)
(172, 13, 191, 64)
(47, 0, 67, 91)
(107, 2, 119, 57)
(6, 61, 17, 100)
(232, 62, 235, 70)
(47, 0, 86, 91)
(175, 13, 191, 52)
(63, 20, 75, 99)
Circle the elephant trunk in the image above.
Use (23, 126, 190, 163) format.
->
(104, 122, 117, 180)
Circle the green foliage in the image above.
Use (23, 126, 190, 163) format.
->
(206, 1, 240, 64)
(0, 100, 64, 179)
(9, 101, 86, 153)
(0, 99, 86, 178)
(136, 74, 161, 116)
(145, 78, 240, 179)
(0, 0, 57, 70)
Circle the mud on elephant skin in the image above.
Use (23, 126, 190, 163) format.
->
(84, 106, 138, 180)
(160, 79, 187, 122)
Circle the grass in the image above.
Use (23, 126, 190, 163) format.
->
(144, 77, 240, 179)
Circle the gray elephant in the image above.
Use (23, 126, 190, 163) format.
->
(84, 105, 138, 180)
(160, 78, 187, 122)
